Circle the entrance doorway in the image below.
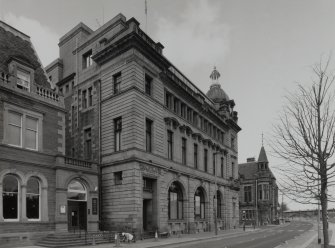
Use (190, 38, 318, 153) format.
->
(67, 179, 88, 231)
(143, 199, 153, 231)
(68, 201, 87, 230)
(142, 177, 156, 231)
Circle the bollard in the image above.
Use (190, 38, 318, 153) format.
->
(114, 233, 121, 247)
(155, 230, 158, 241)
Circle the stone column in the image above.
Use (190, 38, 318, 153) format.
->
(41, 186, 49, 221)
(21, 185, 27, 221)
(0, 182, 3, 221)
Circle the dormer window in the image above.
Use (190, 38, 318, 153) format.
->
(17, 68, 31, 91)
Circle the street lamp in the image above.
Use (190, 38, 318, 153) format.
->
(213, 152, 218, 236)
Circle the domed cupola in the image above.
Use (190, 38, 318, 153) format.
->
(206, 66, 229, 103)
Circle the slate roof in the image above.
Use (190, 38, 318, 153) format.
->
(258, 146, 269, 162)
(239, 146, 275, 180)
(0, 21, 51, 88)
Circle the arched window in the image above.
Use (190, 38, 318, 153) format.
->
(168, 182, 183, 220)
(26, 177, 40, 219)
(67, 179, 87, 201)
(194, 187, 205, 219)
(216, 191, 221, 218)
(3, 174, 19, 220)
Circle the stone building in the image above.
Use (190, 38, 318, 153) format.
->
(0, 21, 99, 246)
(46, 14, 241, 235)
(239, 146, 278, 225)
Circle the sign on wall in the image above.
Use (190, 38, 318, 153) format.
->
(92, 198, 98, 215)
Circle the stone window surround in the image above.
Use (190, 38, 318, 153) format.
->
(2, 102, 43, 151)
(0, 169, 49, 222)
(8, 59, 35, 92)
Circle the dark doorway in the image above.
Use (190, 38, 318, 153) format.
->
(143, 199, 153, 231)
(68, 201, 87, 231)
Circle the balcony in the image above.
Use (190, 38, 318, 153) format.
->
(56, 155, 98, 171)
(0, 73, 64, 107)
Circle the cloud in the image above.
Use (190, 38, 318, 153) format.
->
(4, 12, 59, 67)
(153, 0, 230, 90)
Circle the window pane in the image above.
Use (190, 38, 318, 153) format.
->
(26, 117, 37, 131)
(67, 192, 86, 201)
(195, 196, 200, 215)
(27, 178, 39, 194)
(25, 129, 37, 149)
(9, 112, 21, 126)
(68, 180, 85, 191)
(3, 175, 18, 192)
(8, 125, 21, 146)
(68, 180, 86, 201)
(27, 194, 39, 219)
(3, 175, 18, 219)
(178, 200, 183, 219)
(3, 192, 18, 219)
(170, 192, 177, 219)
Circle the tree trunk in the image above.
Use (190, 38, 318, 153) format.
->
(321, 183, 329, 247)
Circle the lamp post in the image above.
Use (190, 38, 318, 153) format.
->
(213, 152, 218, 236)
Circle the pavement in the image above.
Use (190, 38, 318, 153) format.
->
(19, 222, 332, 248)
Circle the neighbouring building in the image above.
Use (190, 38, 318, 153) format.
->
(239, 146, 278, 225)
(46, 13, 241, 235)
(0, 21, 99, 246)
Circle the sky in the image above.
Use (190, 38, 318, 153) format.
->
(1, 0, 335, 210)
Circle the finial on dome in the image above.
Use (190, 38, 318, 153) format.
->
(210, 66, 221, 81)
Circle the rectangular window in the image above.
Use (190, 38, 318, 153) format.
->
(8, 111, 22, 147)
(66, 84, 69, 93)
(113, 73, 121, 94)
(165, 91, 172, 109)
(193, 112, 198, 126)
(187, 108, 192, 122)
(204, 120, 208, 132)
(82, 90, 87, 109)
(143, 177, 154, 192)
(182, 138, 187, 165)
(167, 130, 173, 160)
(195, 195, 201, 218)
(213, 153, 216, 175)
(114, 117, 122, 151)
(7, 111, 39, 150)
(244, 186, 252, 202)
(114, 171, 123, 185)
(174, 98, 179, 114)
(209, 123, 212, 136)
(194, 144, 198, 169)
(83, 50, 93, 69)
(88, 87, 93, 107)
(169, 191, 178, 219)
(25, 116, 38, 150)
(231, 135, 235, 150)
(200, 116, 203, 130)
(71, 106, 76, 133)
(204, 149, 208, 172)
(220, 157, 224, 178)
(84, 128, 92, 159)
(232, 162, 235, 178)
(146, 119, 153, 152)
(181, 103, 186, 118)
(145, 74, 152, 95)
(16, 68, 30, 91)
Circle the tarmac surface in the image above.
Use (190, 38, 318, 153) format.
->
(20, 220, 335, 248)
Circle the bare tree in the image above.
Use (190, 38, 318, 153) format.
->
(272, 57, 335, 247)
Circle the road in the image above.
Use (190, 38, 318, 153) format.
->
(167, 221, 313, 248)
